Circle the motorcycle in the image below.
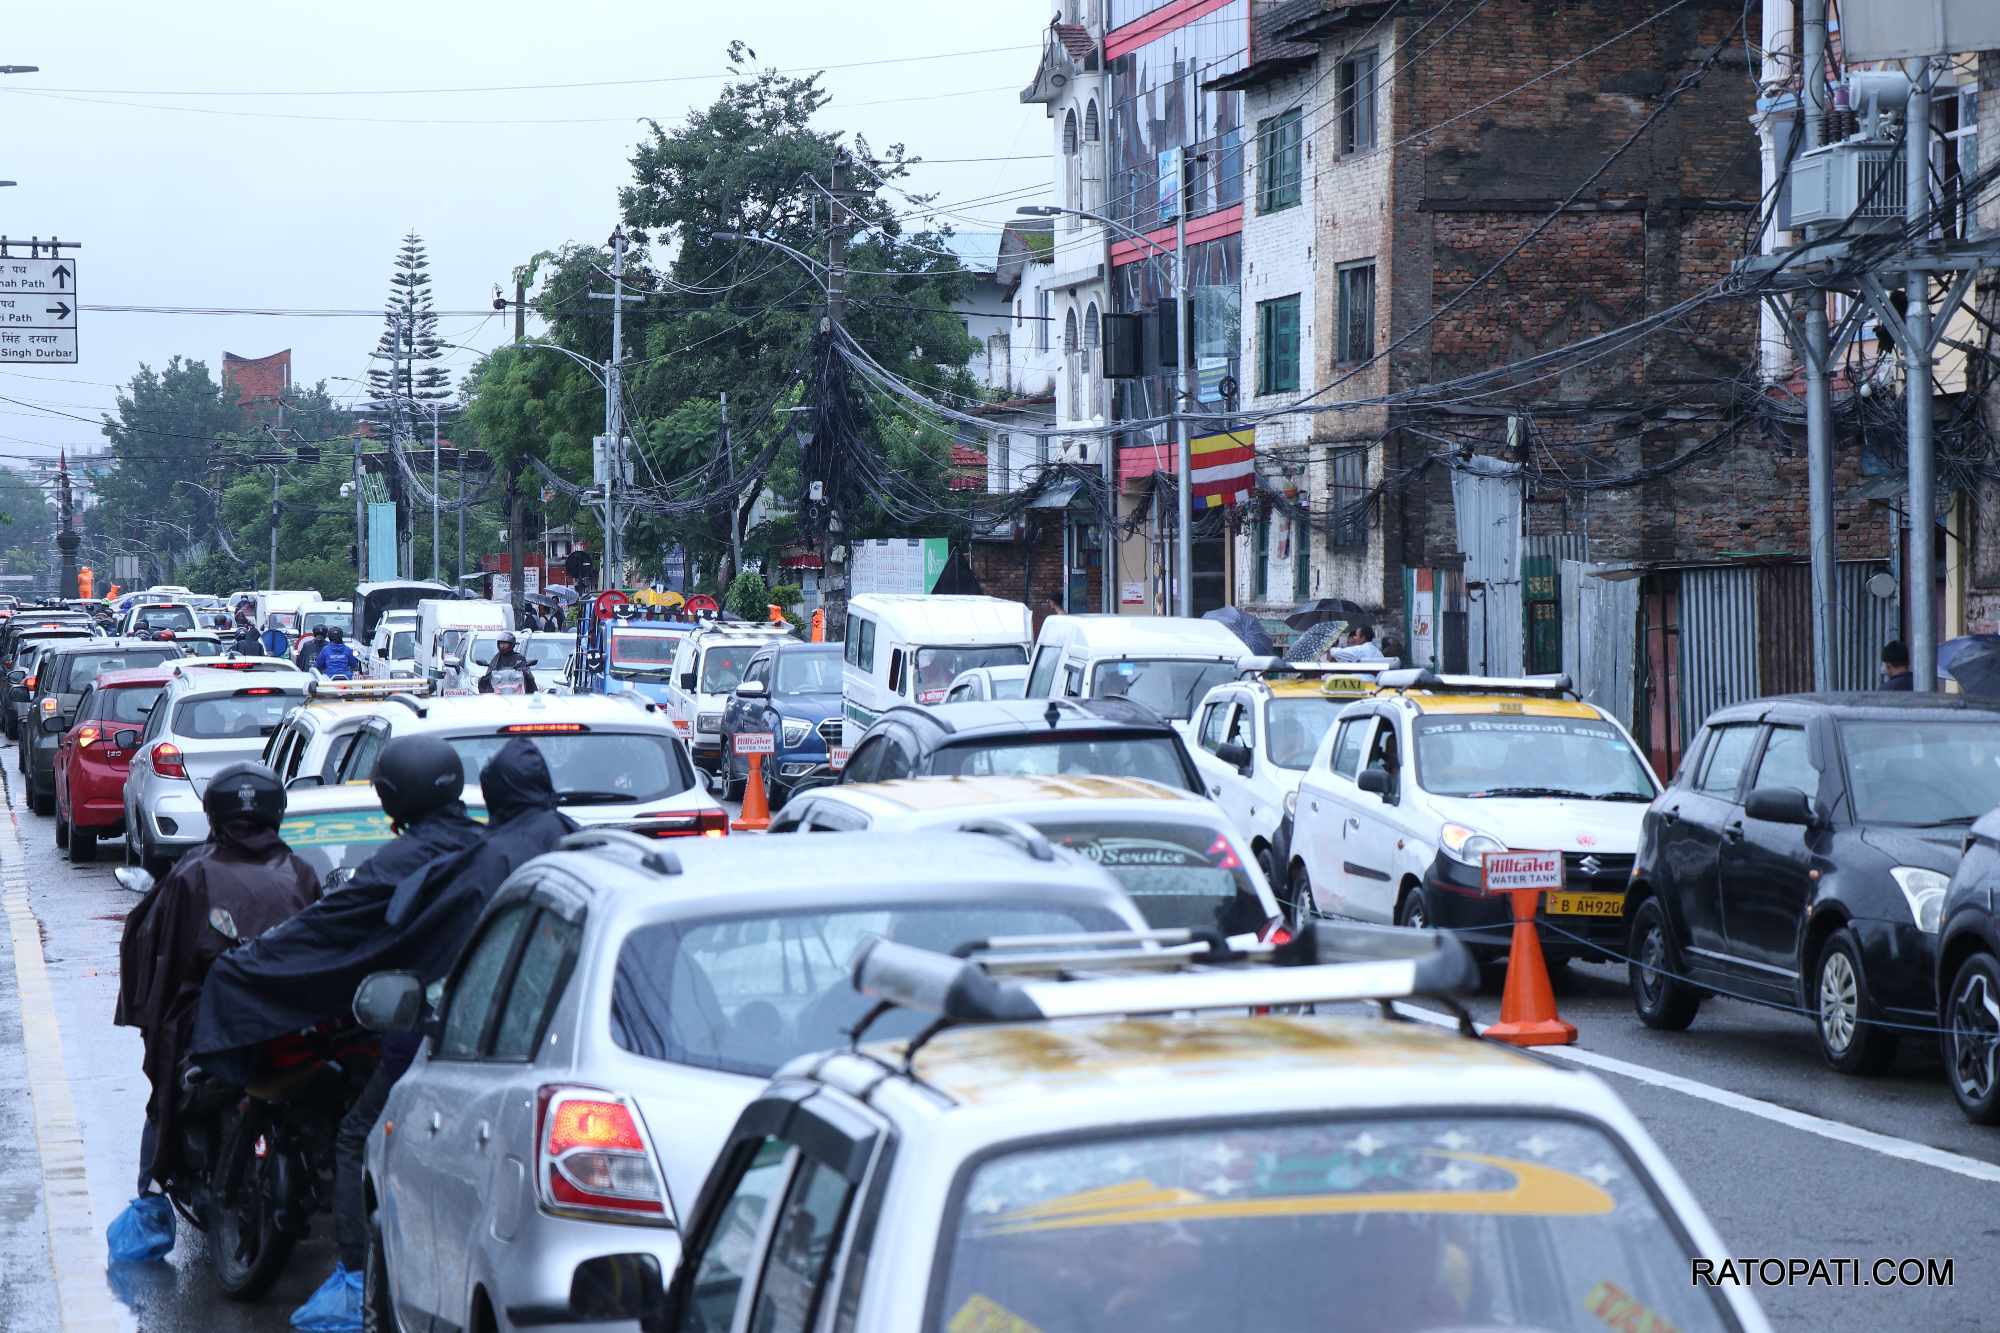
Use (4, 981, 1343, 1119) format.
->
(116, 866, 380, 1300)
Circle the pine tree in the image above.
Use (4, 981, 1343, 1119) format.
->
(367, 230, 451, 427)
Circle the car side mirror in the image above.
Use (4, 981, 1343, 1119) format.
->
(1744, 786, 1818, 827)
(679, 671, 696, 690)
(286, 774, 325, 790)
(40, 712, 65, 734)
(352, 971, 426, 1034)
(1214, 740, 1252, 773)
(113, 728, 140, 749)
(1357, 765, 1391, 796)
(735, 679, 768, 699)
(569, 1253, 668, 1322)
(114, 866, 154, 895)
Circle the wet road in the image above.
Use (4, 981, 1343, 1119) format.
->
(2, 752, 1997, 1329)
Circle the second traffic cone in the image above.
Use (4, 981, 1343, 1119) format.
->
(1484, 888, 1577, 1046)
(733, 751, 772, 832)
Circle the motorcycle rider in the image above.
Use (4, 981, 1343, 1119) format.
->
(314, 626, 360, 679)
(295, 624, 328, 671)
(115, 763, 320, 1200)
(227, 618, 263, 657)
(478, 630, 539, 694)
(192, 736, 576, 1331)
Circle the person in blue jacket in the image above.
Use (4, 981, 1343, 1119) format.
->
(314, 627, 360, 679)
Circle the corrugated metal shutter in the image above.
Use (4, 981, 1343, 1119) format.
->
(1756, 563, 1815, 696)
(1835, 562, 1897, 689)
(1677, 566, 1758, 742)
(1561, 560, 1640, 732)
(1451, 458, 1525, 677)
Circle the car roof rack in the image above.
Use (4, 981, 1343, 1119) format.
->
(1375, 668, 1576, 697)
(1236, 656, 1400, 682)
(558, 826, 683, 877)
(847, 921, 1480, 1060)
(305, 676, 436, 702)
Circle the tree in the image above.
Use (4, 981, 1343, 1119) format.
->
(87, 357, 245, 577)
(368, 231, 451, 415)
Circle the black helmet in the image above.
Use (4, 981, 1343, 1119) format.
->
(373, 735, 464, 824)
(328, 626, 344, 643)
(498, 631, 517, 650)
(202, 762, 287, 831)
(312, 625, 328, 638)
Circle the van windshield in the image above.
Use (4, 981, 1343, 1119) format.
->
(1091, 658, 1240, 720)
(914, 645, 1027, 703)
(700, 643, 760, 694)
(302, 611, 352, 635)
(609, 632, 678, 678)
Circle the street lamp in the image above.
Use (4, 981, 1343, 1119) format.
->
(1020, 199, 1196, 618)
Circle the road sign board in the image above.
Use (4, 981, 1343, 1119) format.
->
(0, 258, 75, 296)
(734, 731, 775, 756)
(0, 257, 77, 362)
(0, 329, 75, 363)
(0, 293, 74, 328)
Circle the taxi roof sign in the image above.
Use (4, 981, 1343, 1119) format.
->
(1237, 655, 1399, 681)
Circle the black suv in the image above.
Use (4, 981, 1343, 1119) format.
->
(840, 697, 1204, 793)
(22, 638, 184, 814)
(1629, 694, 1995, 1075)
(2, 623, 99, 742)
(1935, 816, 2000, 1123)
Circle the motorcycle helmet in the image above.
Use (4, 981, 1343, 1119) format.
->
(328, 626, 344, 643)
(372, 735, 465, 824)
(497, 631, 517, 651)
(202, 761, 287, 831)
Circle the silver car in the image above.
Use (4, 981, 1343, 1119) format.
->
(121, 662, 308, 872)
(357, 825, 1148, 1333)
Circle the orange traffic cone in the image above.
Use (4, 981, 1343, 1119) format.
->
(1484, 888, 1577, 1046)
(733, 751, 772, 832)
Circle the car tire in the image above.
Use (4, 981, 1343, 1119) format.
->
(68, 824, 96, 864)
(723, 756, 746, 804)
(1255, 844, 1277, 885)
(1815, 927, 1898, 1075)
(29, 785, 52, 817)
(1945, 952, 2000, 1124)
(1285, 861, 1314, 932)
(52, 808, 67, 848)
(363, 1208, 395, 1333)
(1396, 884, 1432, 931)
(1628, 898, 1701, 1031)
(765, 761, 786, 815)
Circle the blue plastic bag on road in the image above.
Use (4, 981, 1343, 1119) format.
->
(106, 1193, 174, 1262)
(290, 1263, 363, 1332)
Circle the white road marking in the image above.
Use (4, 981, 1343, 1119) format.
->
(1396, 1004, 2000, 1186)
(0, 792, 124, 1330)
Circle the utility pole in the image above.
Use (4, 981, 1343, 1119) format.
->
(1800, 0, 1836, 692)
(456, 442, 466, 590)
(430, 400, 441, 582)
(353, 433, 366, 592)
(828, 155, 848, 331)
(1905, 61, 1936, 691)
(1172, 152, 1195, 618)
(591, 228, 639, 587)
(721, 391, 741, 579)
(507, 279, 528, 613)
(268, 465, 281, 591)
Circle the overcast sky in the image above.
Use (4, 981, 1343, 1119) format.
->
(0, 1, 1057, 462)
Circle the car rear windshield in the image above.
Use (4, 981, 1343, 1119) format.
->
(174, 690, 303, 739)
(1036, 818, 1268, 935)
(93, 686, 163, 724)
(133, 606, 196, 633)
(56, 649, 179, 690)
(302, 611, 351, 634)
(1091, 658, 1240, 720)
(442, 731, 692, 804)
(179, 639, 222, 657)
(609, 901, 1130, 1077)
(1840, 719, 2000, 825)
(1413, 715, 1656, 800)
(915, 645, 1027, 703)
(930, 734, 1197, 792)
(1266, 697, 1345, 770)
(934, 1115, 1737, 1333)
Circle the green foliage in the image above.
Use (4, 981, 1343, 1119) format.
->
(723, 569, 770, 620)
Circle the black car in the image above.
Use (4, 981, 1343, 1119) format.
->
(840, 696, 1204, 793)
(3, 626, 100, 743)
(22, 638, 184, 815)
(719, 641, 843, 810)
(1629, 694, 1994, 1075)
(1935, 814, 2000, 1123)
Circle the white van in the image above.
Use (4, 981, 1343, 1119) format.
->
(300, 600, 353, 638)
(841, 594, 1033, 743)
(665, 621, 796, 776)
(253, 589, 320, 646)
(367, 611, 421, 678)
(1025, 614, 1250, 723)
(414, 597, 512, 683)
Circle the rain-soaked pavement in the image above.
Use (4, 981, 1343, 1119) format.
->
(0, 745, 331, 1333)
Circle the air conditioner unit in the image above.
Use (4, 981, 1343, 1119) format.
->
(1787, 141, 1906, 233)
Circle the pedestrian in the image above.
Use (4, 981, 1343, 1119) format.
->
(1879, 639, 1914, 691)
(1331, 625, 1388, 662)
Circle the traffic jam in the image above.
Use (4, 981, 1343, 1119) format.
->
(5, 582, 1993, 1332)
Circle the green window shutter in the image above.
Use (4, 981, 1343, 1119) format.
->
(1254, 507, 1269, 599)
(1293, 512, 1311, 598)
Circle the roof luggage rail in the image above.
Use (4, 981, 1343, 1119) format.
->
(1375, 668, 1576, 697)
(558, 827, 682, 877)
(1237, 656, 1400, 682)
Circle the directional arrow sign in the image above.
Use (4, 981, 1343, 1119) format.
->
(0, 257, 76, 295)
(0, 292, 74, 329)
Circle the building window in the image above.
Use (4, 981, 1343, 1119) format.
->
(1084, 100, 1101, 143)
(1292, 510, 1311, 598)
(1330, 448, 1368, 549)
(1036, 434, 1051, 468)
(1256, 295, 1300, 395)
(994, 432, 1012, 491)
(1337, 261, 1376, 364)
(1063, 109, 1079, 156)
(1084, 301, 1100, 350)
(1339, 48, 1379, 153)
(1256, 109, 1302, 212)
(1253, 504, 1269, 599)
(1064, 307, 1079, 353)
(1036, 289, 1051, 352)
(1014, 301, 1022, 328)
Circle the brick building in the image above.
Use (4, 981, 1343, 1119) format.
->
(222, 349, 291, 426)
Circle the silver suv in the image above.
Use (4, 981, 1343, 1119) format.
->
(354, 825, 1148, 1333)
(121, 663, 308, 873)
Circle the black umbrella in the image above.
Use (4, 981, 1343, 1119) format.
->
(1285, 597, 1369, 631)
(1202, 606, 1274, 656)
(1948, 641, 2000, 699)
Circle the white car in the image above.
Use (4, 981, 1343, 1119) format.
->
(1289, 669, 1661, 963)
(771, 773, 1288, 943)
(367, 613, 420, 679)
(441, 628, 572, 693)
(1188, 659, 1395, 883)
(261, 677, 437, 788)
(942, 663, 1030, 703)
(663, 623, 795, 781)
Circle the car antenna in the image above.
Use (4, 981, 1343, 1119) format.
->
(1044, 699, 1061, 729)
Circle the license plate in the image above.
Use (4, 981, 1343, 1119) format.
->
(1545, 891, 1625, 918)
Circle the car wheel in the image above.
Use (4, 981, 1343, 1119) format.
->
(363, 1208, 396, 1333)
(1815, 927, 1897, 1075)
(723, 756, 746, 803)
(1285, 862, 1314, 932)
(1255, 844, 1277, 885)
(764, 761, 786, 814)
(68, 823, 96, 864)
(1946, 952, 2000, 1124)
(1627, 897, 1700, 1031)
(52, 808, 67, 848)
(29, 785, 52, 817)
(1396, 884, 1431, 931)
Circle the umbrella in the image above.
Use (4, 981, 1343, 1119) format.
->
(1937, 634, 2000, 680)
(1201, 606, 1274, 656)
(1285, 597, 1369, 631)
(544, 584, 580, 605)
(1948, 641, 2000, 699)
(1288, 621, 1348, 663)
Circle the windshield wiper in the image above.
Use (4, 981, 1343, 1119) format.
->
(1594, 791, 1655, 802)
(1911, 814, 1978, 828)
(556, 790, 639, 805)
(1470, 786, 1596, 800)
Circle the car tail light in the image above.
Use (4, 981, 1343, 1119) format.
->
(636, 809, 730, 838)
(39, 696, 57, 716)
(152, 742, 187, 779)
(535, 1087, 668, 1222)
(503, 722, 587, 734)
(1207, 834, 1243, 872)
(75, 726, 99, 749)
(1263, 923, 1293, 947)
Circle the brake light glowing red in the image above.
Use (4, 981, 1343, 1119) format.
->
(548, 1099, 644, 1154)
(536, 1088, 667, 1221)
(152, 742, 187, 779)
(638, 808, 730, 838)
(1265, 924, 1293, 947)
(237, 687, 280, 696)
(503, 722, 586, 734)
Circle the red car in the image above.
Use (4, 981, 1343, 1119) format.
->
(54, 665, 171, 863)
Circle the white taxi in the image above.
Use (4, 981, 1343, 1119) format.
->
(1288, 669, 1660, 961)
